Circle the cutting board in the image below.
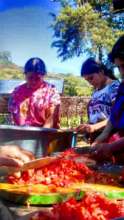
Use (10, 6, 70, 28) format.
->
(0, 183, 83, 205)
(0, 182, 124, 205)
(71, 182, 124, 199)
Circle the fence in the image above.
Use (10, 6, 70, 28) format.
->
(60, 96, 90, 127)
(0, 95, 90, 127)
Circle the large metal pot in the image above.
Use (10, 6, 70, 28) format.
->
(0, 125, 76, 157)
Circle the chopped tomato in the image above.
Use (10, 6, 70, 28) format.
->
(7, 149, 121, 187)
(29, 193, 124, 220)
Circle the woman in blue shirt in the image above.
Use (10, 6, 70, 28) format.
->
(76, 58, 120, 143)
(92, 35, 124, 162)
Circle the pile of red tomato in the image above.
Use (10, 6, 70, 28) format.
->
(30, 192, 124, 220)
(8, 149, 120, 187)
(8, 158, 92, 186)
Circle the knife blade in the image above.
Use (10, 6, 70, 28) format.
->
(20, 156, 57, 171)
(0, 156, 57, 176)
(74, 146, 94, 154)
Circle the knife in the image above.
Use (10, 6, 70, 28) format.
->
(0, 156, 58, 176)
(74, 146, 95, 154)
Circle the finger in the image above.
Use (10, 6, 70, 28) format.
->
(6, 146, 34, 163)
(10, 145, 34, 159)
(21, 149, 35, 160)
(91, 142, 98, 147)
(75, 125, 81, 130)
(13, 171, 21, 178)
(5, 149, 30, 164)
(91, 150, 101, 160)
(0, 157, 22, 167)
(0, 145, 20, 157)
(91, 150, 98, 156)
(0, 146, 34, 166)
(15, 152, 32, 163)
(76, 126, 85, 132)
(85, 127, 90, 133)
(75, 127, 80, 132)
(13, 158, 24, 166)
(90, 146, 97, 151)
(70, 127, 76, 132)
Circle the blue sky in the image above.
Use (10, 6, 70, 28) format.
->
(0, 0, 86, 75)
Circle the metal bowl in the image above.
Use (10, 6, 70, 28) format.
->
(0, 125, 76, 157)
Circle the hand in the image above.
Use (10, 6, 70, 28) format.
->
(91, 143, 113, 162)
(75, 124, 88, 133)
(76, 124, 96, 133)
(0, 145, 34, 167)
(91, 139, 102, 147)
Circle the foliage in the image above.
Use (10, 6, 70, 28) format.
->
(0, 68, 23, 80)
(0, 51, 23, 79)
(60, 115, 81, 127)
(50, 0, 124, 61)
(0, 114, 8, 124)
(0, 51, 12, 64)
(64, 74, 92, 96)
(60, 114, 88, 128)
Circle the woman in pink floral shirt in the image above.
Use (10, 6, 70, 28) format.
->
(8, 57, 61, 128)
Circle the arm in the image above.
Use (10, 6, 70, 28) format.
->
(8, 92, 17, 125)
(43, 104, 60, 128)
(92, 120, 114, 145)
(42, 110, 54, 129)
(0, 145, 34, 167)
(108, 137, 124, 154)
(90, 119, 108, 132)
(91, 137, 124, 162)
(75, 119, 108, 133)
(43, 86, 61, 129)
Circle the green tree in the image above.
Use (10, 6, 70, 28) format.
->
(50, 0, 123, 61)
(0, 51, 12, 64)
(64, 74, 92, 96)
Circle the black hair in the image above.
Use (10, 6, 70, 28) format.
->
(108, 35, 124, 63)
(81, 58, 111, 77)
(24, 57, 47, 75)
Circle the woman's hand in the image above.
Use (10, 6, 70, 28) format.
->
(0, 145, 34, 167)
(75, 124, 96, 133)
(91, 139, 102, 146)
(91, 143, 113, 162)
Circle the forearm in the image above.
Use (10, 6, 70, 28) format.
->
(109, 137, 124, 154)
(43, 104, 60, 128)
(93, 119, 108, 132)
(43, 105, 56, 128)
(43, 117, 53, 128)
(94, 120, 113, 143)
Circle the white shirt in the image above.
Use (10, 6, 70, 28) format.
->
(88, 80, 120, 124)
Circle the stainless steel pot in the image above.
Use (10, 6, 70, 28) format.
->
(0, 125, 76, 157)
